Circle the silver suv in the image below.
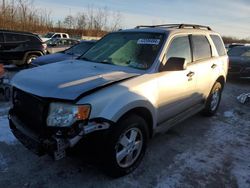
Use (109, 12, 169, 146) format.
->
(9, 24, 228, 177)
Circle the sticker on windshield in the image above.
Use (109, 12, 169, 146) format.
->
(137, 39, 160, 45)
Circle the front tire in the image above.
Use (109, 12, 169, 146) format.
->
(202, 82, 222, 116)
(103, 114, 149, 177)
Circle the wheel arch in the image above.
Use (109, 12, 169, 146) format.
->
(23, 51, 44, 62)
(216, 75, 225, 89)
(115, 107, 154, 138)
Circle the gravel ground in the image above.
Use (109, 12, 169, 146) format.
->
(0, 79, 250, 188)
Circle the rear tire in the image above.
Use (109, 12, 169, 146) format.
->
(25, 54, 38, 65)
(202, 82, 222, 116)
(103, 114, 149, 177)
(4, 86, 11, 101)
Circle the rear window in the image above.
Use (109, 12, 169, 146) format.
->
(210, 35, 226, 56)
(192, 35, 211, 61)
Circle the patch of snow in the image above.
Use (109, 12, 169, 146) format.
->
(156, 115, 250, 188)
(223, 110, 235, 118)
(0, 116, 16, 144)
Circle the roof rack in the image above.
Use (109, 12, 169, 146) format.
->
(135, 24, 212, 31)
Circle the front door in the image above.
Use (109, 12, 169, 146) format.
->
(157, 35, 198, 124)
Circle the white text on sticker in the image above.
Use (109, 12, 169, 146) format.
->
(137, 39, 160, 45)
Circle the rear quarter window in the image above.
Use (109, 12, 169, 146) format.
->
(210, 35, 226, 56)
(28, 35, 41, 43)
(192, 35, 212, 61)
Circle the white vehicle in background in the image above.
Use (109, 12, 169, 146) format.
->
(41, 32, 70, 42)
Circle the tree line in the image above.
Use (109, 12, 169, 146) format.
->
(0, 0, 122, 37)
(0, 0, 250, 42)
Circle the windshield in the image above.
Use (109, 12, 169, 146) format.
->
(65, 42, 95, 56)
(80, 32, 165, 70)
(228, 47, 250, 57)
(44, 32, 54, 38)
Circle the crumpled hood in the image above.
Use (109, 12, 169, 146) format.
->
(12, 60, 140, 100)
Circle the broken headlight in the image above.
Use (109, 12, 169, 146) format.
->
(47, 102, 91, 127)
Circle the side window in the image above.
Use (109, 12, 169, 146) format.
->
(192, 35, 211, 61)
(52, 34, 61, 39)
(62, 34, 67, 38)
(5, 33, 27, 42)
(210, 35, 226, 56)
(166, 36, 192, 64)
(0, 33, 4, 42)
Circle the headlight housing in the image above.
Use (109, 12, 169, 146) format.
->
(47, 102, 91, 127)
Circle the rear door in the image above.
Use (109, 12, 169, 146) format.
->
(189, 35, 216, 100)
(157, 35, 198, 123)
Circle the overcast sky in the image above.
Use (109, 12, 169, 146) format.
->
(35, 0, 250, 38)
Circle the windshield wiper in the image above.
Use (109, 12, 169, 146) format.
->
(99, 61, 114, 65)
(79, 57, 92, 61)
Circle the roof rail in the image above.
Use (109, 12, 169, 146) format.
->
(135, 24, 212, 31)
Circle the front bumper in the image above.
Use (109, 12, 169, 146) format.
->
(8, 112, 112, 160)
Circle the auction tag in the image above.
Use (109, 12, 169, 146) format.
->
(137, 39, 160, 45)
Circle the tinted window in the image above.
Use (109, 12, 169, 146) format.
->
(5, 33, 28, 42)
(62, 34, 67, 38)
(228, 47, 250, 57)
(28, 35, 40, 43)
(192, 35, 211, 61)
(0, 33, 3, 42)
(166, 36, 191, 63)
(210, 35, 226, 56)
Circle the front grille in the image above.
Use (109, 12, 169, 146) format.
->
(12, 88, 48, 135)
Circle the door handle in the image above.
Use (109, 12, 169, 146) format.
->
(186, 71, 195, 77)
(211, 64, 217, 69)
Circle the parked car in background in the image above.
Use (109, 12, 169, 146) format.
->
(0, 30, 47, 66)
(31, 40, 96, 66)
(228, 46, 250, 78)
(0, 64, 10, 101)
(41, 32, 69, 42)
(9, 24, 228, 177)
(46, 38, 79, 54)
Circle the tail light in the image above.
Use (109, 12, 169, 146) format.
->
(0, 64, 4, 77)
(42, 43, 47, 50)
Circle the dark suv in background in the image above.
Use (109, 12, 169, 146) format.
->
(0, 30, 46, 66)
(228, 46, 250, 78)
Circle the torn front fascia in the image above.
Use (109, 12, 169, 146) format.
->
(66, 118, 114, 147)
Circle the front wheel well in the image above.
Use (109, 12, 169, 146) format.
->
(117, 107, 153, 138)
(216, 76, 225, 89)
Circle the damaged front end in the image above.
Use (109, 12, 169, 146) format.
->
(8, 87, 112, 160)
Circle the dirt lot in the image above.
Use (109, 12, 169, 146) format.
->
(0, 78, 250, 188)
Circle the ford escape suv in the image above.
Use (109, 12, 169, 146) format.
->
(9, 24, 228, 177)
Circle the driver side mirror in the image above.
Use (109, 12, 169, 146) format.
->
(159, 57, 187, 72)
